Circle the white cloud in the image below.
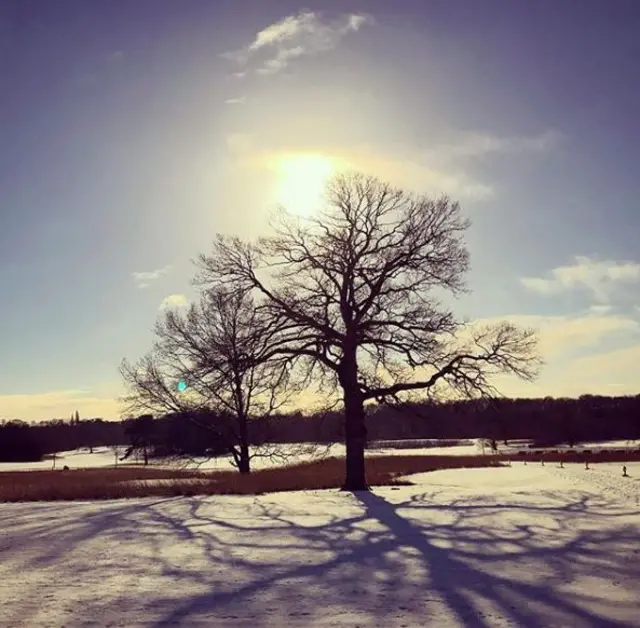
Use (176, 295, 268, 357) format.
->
(494, 342, 640, 399)
(227, 135, 494, 201)
(589, 304, 612, 316)
(474, 311, 639, 360)
(342, 144, 494, 201)
(159, 294, 189, 310)
(472, 311, 640, 398)
(225, 96, 246, 105)
(224, 10, 374, 75)
(521, 256, 640, 303)
(434, 129, 562, 161)
(107, 50, 125, 63)
(131, 265, 172, 289)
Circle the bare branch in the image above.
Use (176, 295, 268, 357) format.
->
(193, 170, 542, 489)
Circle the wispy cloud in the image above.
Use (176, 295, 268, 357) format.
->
(425, 129, 562, 165)
(473, 310, 640, 398)
(344, 144, 494, 201)
(521, 256, 640, 303)
(225, 96, 246, 105)
(131, 265, 171, 289)
(492, 342, 640, 399)
(106, 50, 125, 63)
(225, 132, 494, 201)
(476, 311, 639, 359)
(223, 10, 374, 75)
(589, 304, 613, 316)
(159, 294, 189, 310)
(223, 126, 560, 202)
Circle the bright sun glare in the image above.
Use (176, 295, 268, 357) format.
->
(273, 153, 337, 216)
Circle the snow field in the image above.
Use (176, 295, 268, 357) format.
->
(0, 462, 638, 627)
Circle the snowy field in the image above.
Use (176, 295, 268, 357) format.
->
(2, 439, 637, 474)
(0, 442, 482, 473)
(1, 462, 638, 627)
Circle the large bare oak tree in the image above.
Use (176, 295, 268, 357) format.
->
(196, 172, 542, 490)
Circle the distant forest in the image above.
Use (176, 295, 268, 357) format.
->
(1, 394, 639, 463)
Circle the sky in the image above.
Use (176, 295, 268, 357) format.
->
(1, 0, 639, 421)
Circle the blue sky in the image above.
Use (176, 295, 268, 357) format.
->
(1, 0, 639, 420)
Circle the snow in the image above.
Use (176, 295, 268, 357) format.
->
(0, 442, 482, 473)
(1, 463, 638, 626)
(2, 439, 635, 473)
(1, 447, 121, 472)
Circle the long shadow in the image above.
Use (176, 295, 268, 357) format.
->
(1, 489, 638, 627)
(356, 491, 635, 627)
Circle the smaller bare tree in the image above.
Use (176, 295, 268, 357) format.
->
(120, 287, 295, 473)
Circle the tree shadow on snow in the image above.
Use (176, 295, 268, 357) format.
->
(1, 489, 639, 627)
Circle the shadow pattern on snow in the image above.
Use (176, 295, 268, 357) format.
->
(1, 488, 639, 627)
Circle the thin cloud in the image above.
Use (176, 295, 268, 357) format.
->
(131, 265, 172, 289)
(225, 96, 246, 105)
(226, 134, 494, 201)
(427, 129, 562, 164)
(474, 311, 639, 359)
(107, 50, 125, 63)
(589, 304, 613, 316)
(470, 310, 640, 398)
(491, 343, 640, 399)
(159, 294, 189, 310)
(223, 10, 374, 75)
(521, 256, 640, 303)
(344, 144, 494, 201)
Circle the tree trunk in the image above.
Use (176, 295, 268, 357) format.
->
(339, 349, 368, 491)
(238, 443, 251, 473)
(237, 414, 251, 474)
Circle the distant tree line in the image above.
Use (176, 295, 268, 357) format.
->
(1, 393, 638, 463)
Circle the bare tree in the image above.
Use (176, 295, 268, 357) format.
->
(120, 287, 294, 473)
(195, 172, 542, 491)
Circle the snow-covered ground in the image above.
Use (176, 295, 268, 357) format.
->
(1, 439, 637, 475)
(1, 447, 120, 472)
(1, 463, 638, 626)
(0, 441, 483, 473)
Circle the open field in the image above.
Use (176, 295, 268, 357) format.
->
(0, 455, 505, 502)
(1, 462, 638, 627)
(2, 438, 637, 474)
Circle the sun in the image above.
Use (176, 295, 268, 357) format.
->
(272, 153, 337, 216)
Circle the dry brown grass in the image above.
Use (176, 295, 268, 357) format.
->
(0, 455, 504, 502)
(503, 450, 640, 464)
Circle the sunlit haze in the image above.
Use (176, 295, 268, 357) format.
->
(272, 153, 338, 216)
(1, 1, 639, 420)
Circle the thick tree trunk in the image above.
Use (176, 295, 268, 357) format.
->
(339, 348, 368, 491)
(238, 443, 251, 474)
(343, 390, 368, 491)
(238, 414, 251, 474)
